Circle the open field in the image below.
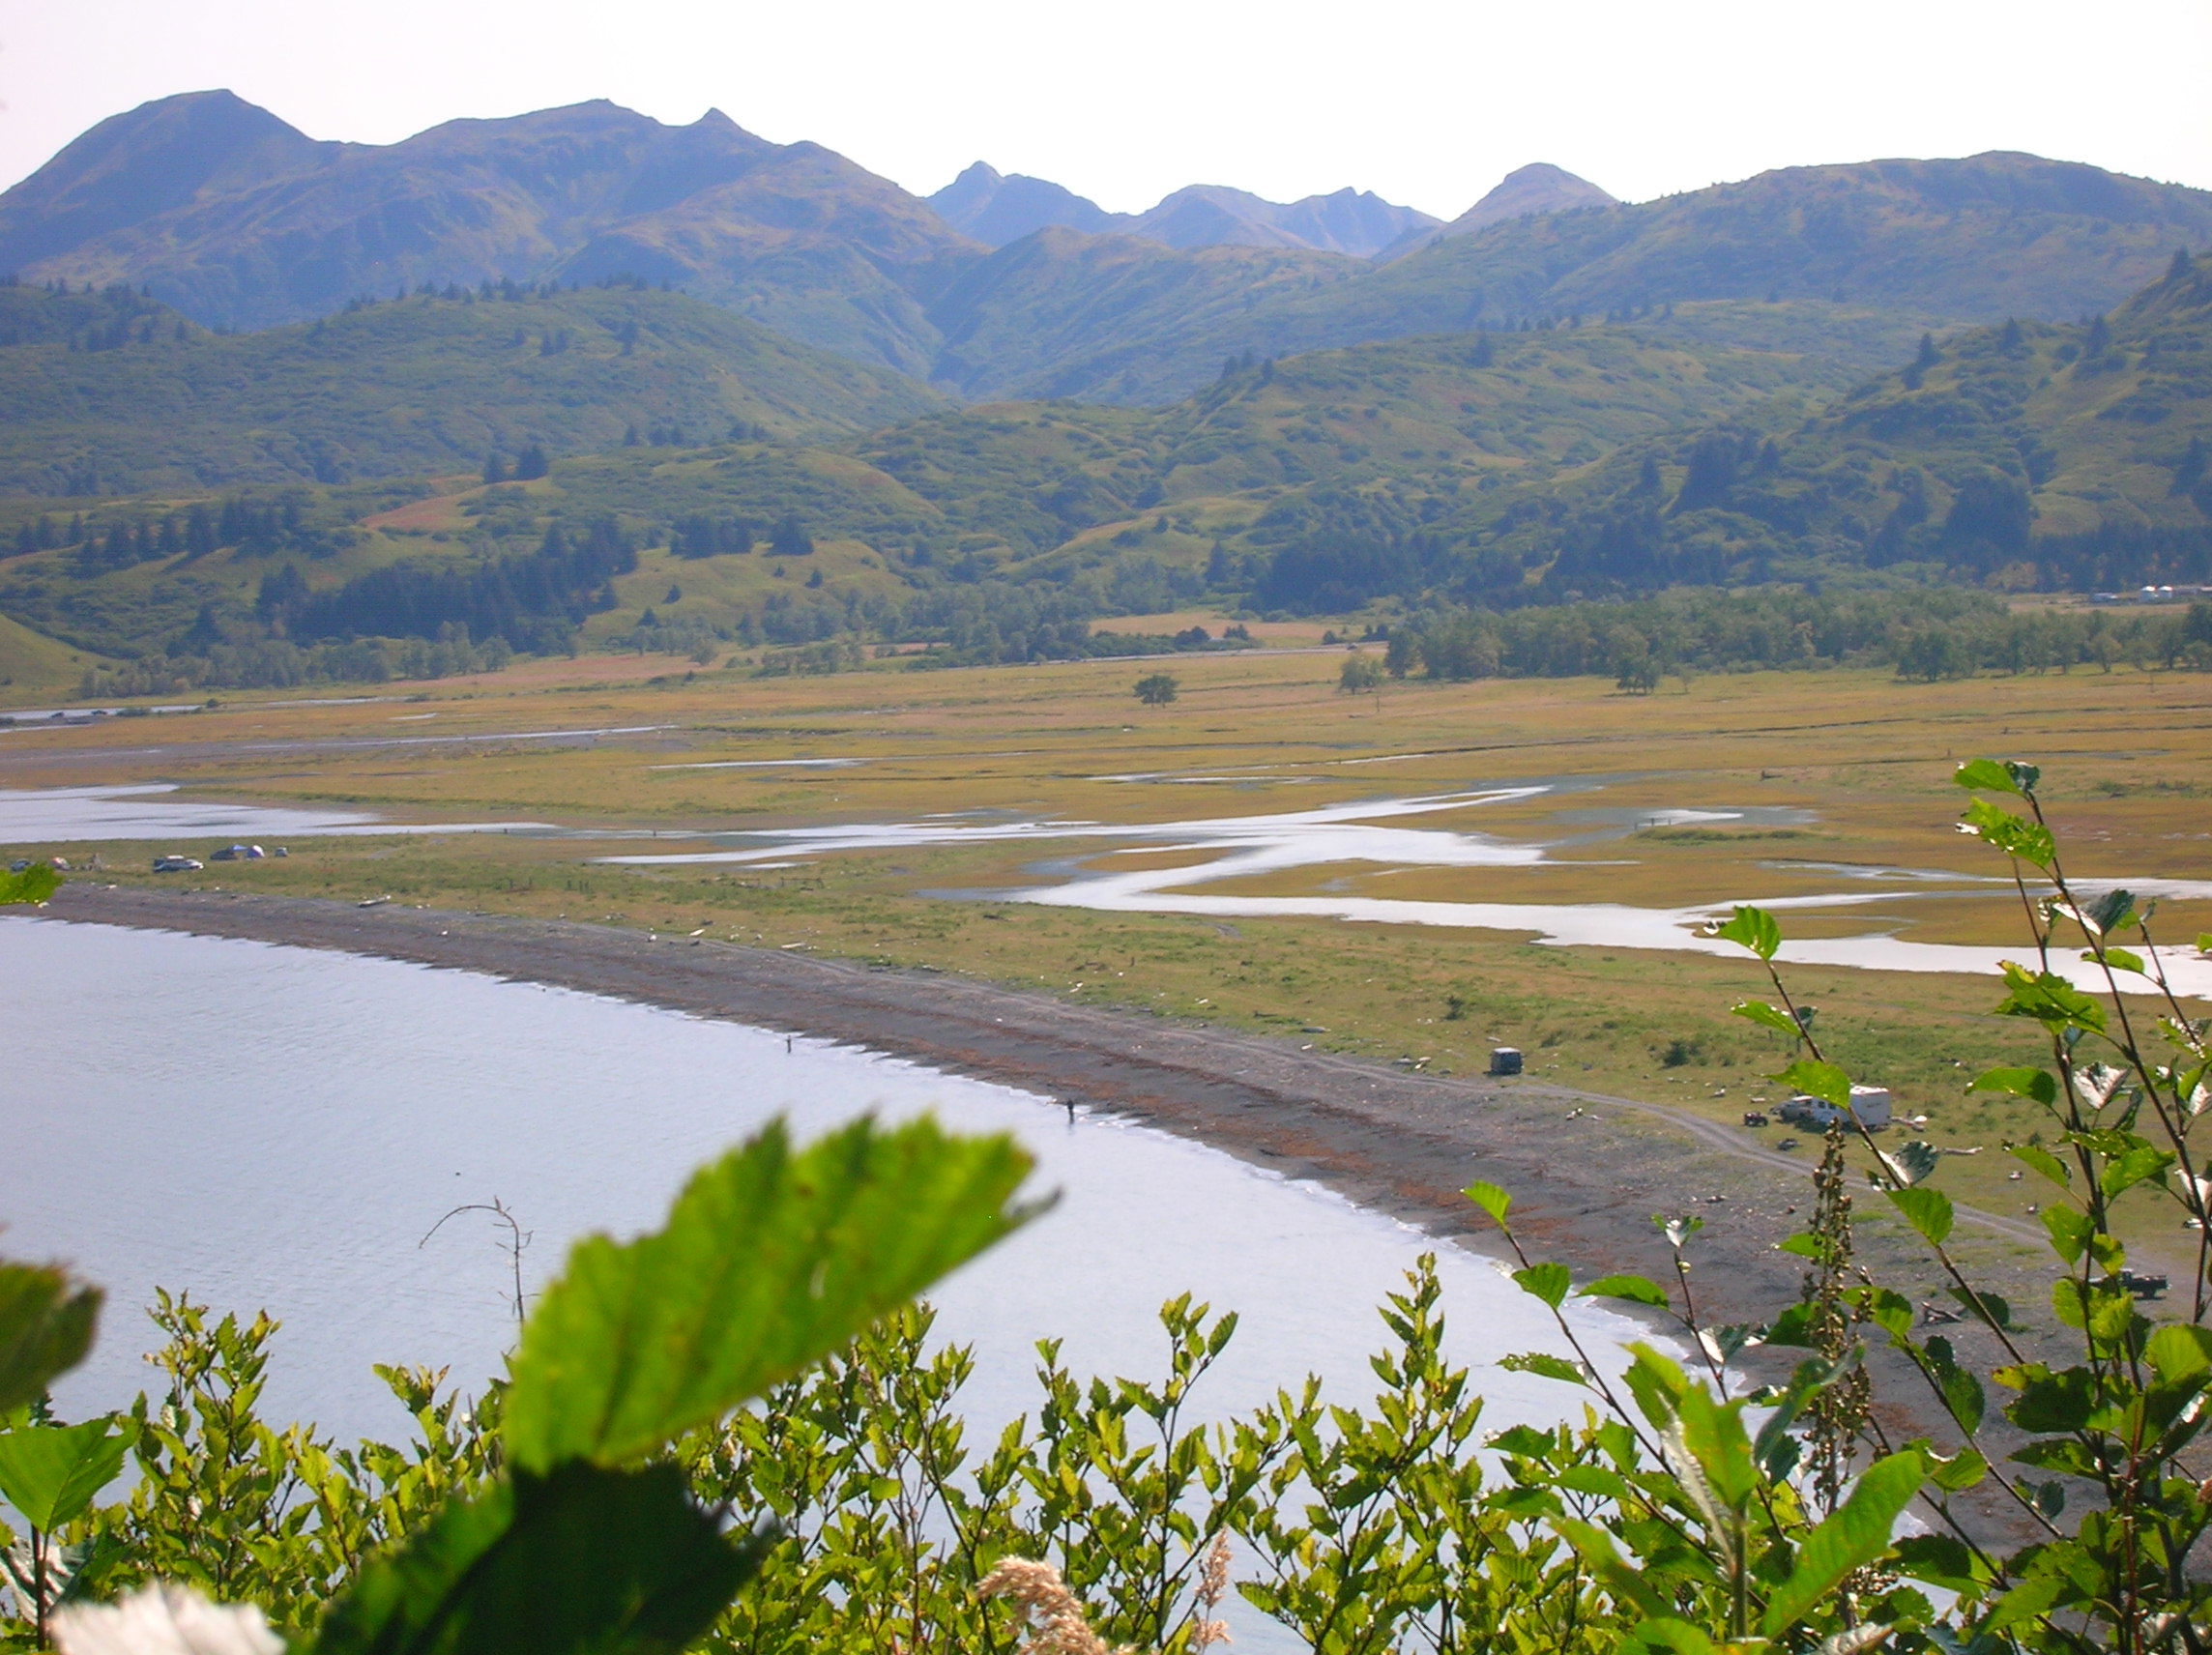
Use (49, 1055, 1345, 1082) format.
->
(4, 645, 2208, 1261)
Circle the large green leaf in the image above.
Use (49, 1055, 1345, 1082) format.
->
(1885, 1186, 1954, 1247)
(1958, 798, 2054, 869)
(0, 1416, 128, 1530)
(1778, 1059, 1851, 1112)
(309, 1461, 763, 1655)
(505, 1116, 1039, 1471)
(1953, 759, 2023, 796)
(1759, 1449, 1925, 1636)
(1463, 1180, 1511, 1227)
(1581, 1273, 1671, 1308)
(1511, 1263, 1571, 1309)
(1707, 905, 1781, 961)
(0, 865, 59, 907)
(0, 1263, 101, 1414)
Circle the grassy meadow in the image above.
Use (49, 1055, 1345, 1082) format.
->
(7, 641, 2209, 1259)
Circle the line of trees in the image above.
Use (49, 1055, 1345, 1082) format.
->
(1382, 589, 2212, 684)
(15, 495, 315, 567)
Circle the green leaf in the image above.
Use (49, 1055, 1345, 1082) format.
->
(310, 1460, 765, 1655)
(1620, 1618, 1719, 1655)
(1581, 1273, 1671, 1308)
(1893, 1533, 1985, 1594)
(1485, 1424, 1558, 1460)
(1732, 999, 1802, 1037)
(2146, 1322, 2212, 1387)
(1946, 1287, 2015, 1332)
(2100, 1145, 2174, 1200)
(1776, 1232, 1830, 1263)
(1885, 1186, 1954, 1247)
(0, 864, 58, 906)
(1994, 964, 2106, 1034)
(1928, 1446, 1988, 1492)
(1780, 1059, 1851, 1111)
(2007, 1366, 2095, 1433)
(1551, 1518, 1674, 1620)
(2088, 946, 2148, 976)
(1464, 1179, 1511, 1227)
(0, 1263, 101, 1415)
(1760, 1449, 1926, 1636)
(2039, 1205, 2093, 1265)
(1511, 1263, 1572, 1309)
(1499, 1351, 1587, 1386)
(1975, 1065, 2058, 1106)
(1957, 798, 2053, 868)
(1674, 1382, 1758, 1508)
(1707, 905, 1781, 960)
(0, 1417, 128, 1531)
(1953, 759, 2023, 796)
(504, 1116, 1038, 1472)
(1984, 1569, 2069, 1634)
(2006, 1142, 2071, 1188)
(1922, 1342, 1986, 1433)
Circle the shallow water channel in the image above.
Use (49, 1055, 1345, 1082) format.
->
(0, 917, 1644, 1457)
(7, 781, 2206, 997)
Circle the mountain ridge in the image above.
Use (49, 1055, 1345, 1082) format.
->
(929, 164, 1441, 258)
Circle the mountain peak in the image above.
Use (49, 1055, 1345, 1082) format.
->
(1450, 163, 1617, 235)
(0, 89, 329, 273)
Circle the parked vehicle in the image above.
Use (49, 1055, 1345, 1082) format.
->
(1741, 1111, 1768, 1127)
(210, 843, 266, 861)
(152, 855, 203, 873)
(1774, 1086, 1893, 1131)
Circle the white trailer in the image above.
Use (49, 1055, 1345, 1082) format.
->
(1777, 1086, 1893, 1131)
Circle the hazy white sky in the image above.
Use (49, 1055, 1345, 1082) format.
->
(4, 1, 2208, 216)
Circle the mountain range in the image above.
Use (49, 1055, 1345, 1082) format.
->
(8, 94, 2208, 406)
(0, 91, 2206, 684)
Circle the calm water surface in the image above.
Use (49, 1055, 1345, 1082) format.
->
(0, 917, 1643, 1451)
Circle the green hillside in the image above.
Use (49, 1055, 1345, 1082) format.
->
(0, 609, 105, 696)
(1366, 252, 2212, 606)
(0, 320, 1829, 662)
(858, 324, 1843, 555)
(0, 280, 945, 495)
(922, 228, 1358, 399)
(9, 256, 2209, 683)
(1062, 153, 2212, 404)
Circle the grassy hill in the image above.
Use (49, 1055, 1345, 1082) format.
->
(0, 318, 1856, 663)
(1381, 252, 2212, 605)
(8, 255, 2208, 678)
(0, 280, 944, 494)
(0, 610, 104, 695)
(856, 324, 1845, 557)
